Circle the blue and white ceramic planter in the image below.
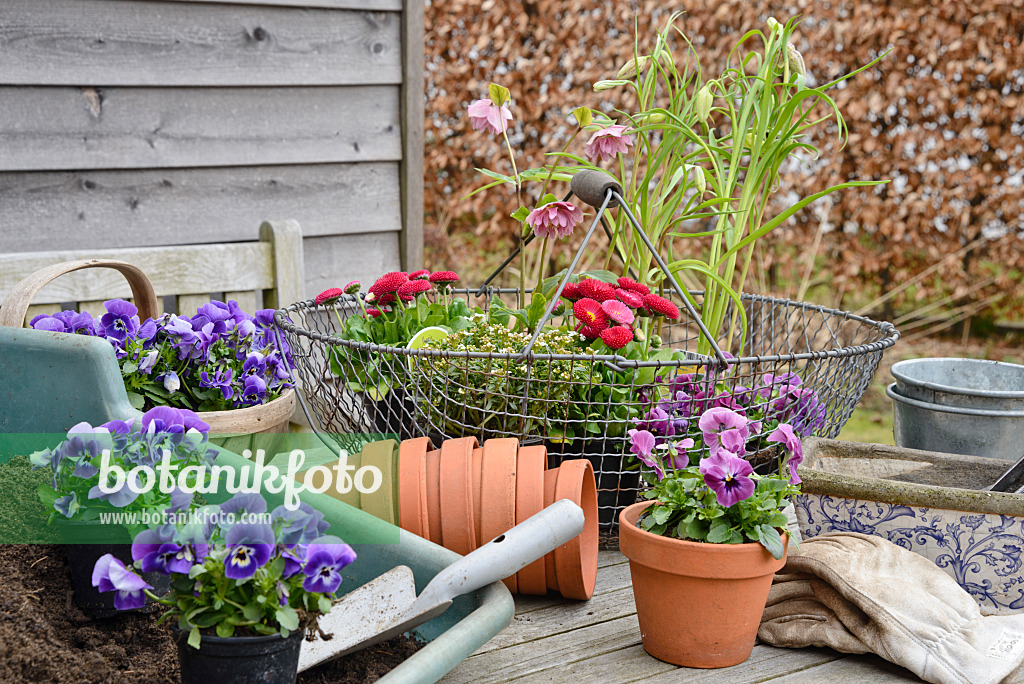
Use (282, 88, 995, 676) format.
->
(794, 438, 1024, 615)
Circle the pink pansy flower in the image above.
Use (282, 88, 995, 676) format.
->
(600, 300, 635, 326)
(697, 407, 750, 458)
(468, 98, 513, 136)
(584, 125, 634, 163)
(767, 422, 804, 484)
(700, 451, 755, 507)
(527, 201, 584, 239)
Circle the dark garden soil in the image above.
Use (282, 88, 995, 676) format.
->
(0, 461, 423, 683)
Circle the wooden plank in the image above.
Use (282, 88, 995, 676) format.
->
(599, 548, 629, 567)
(639, 646, 846, 683)
(260, 220, 306, 309)
(159, 0, 401, 9)
(755, 653, 925, 683)
(0, 163, 401, 253)
(303, 232, 401, 298)
(223, 290, 259, 315)
(176, 294, 210, 317)
(0, 0, 402, 86)
(514, 561, 632, 615)
(510, 644, 678, 684)
(0, 86, 401, 172)
(399, 0, 424, 271)
(477, 585, 637, 655)
(0, 243, 275, 305)
(441, 614, 645, 684)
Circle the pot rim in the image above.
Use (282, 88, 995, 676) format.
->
(172, 625, 300, 645)
(887, 383, 1024, 418)
(891, 358, 1024, 400)
(618, 501, 788, 578)
(200, 387, 297, 426)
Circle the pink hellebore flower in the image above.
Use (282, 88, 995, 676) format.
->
(767, 422, 804, 484)
(527, 201, 584, 240)
(584, 125, 634, 163)
(697, 407, 750, 458)
(468, 98, 513, 136)
(700, 451, 755, 508)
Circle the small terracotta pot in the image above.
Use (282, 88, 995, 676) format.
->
(481, 438, 519, 592)
(553, 459, 598, 600)
(439, 437, 479, 556)
(398, 437, 431, 538)
(618, 501, 788, 668)
(514, 445, 546, 595)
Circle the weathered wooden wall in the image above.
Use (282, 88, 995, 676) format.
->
(0, 0, 424, 300)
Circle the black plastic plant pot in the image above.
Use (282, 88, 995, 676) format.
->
(175, 628, 304, 684)
(544, 438, 639, 529)
(58, 520, 170, 618)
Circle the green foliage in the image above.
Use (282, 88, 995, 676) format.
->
(638, 467, 797, 559)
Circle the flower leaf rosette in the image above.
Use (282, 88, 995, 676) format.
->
(30, 299, 294, 412)
(629, 403, 805, 559)
(91, 491, 356, 649)
(30, 406, 217, 538)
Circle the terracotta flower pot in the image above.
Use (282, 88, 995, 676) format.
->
(618, 501, 788, 668)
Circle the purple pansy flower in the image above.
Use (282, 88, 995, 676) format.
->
(200, 368, 234, 401)
(242, 375, 267, 404)
(272, 503, 329, 546)
(31, 316, 68, 333)
(628, 428, 662, 478)
(220, 492, 268, 518)
(88, 469, 142, 508)
(223, 521, 275, 580)
(99, 299, 141, 342)
(700, 451, 755, 507)
(767, 422, 804, 484)
(302, 537, 357, 594)
(54, 491, 81, 518)
(697, 407, 751, 458)
(92, 554, 153, 611)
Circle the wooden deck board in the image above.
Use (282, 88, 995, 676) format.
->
(442, 543, 1000, 683)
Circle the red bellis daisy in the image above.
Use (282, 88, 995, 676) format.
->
(397, 280, 432, 298)
(600, 325, 634, 350)
(573, 298, 609, 332)
(615, 288, 645, 309)
(643, 294, 681, 320)
(428, 271, 459, 285)
(616, 277, 651, 296)
(314, 288, 343, 306)
(369, 272, 409, 296)
(577, 279, 616, 302)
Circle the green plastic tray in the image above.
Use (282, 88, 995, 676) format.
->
(0, 326, 513, 683)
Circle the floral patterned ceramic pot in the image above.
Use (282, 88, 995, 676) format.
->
(794, 438, 1024, 615)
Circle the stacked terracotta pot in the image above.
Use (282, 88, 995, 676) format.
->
(297, 436, 598, 600)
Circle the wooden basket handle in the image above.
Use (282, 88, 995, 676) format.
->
(0, 259, 160, 328)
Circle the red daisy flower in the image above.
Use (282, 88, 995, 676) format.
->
(365, 308, 382, 318)
(643, 293, 681, 320)
(369, 271, 409, 295)
(314, 288, 344, 306)
(409, 269, 430, 280)
(573, 298, 609, 332)
(615, 288, 645, 309)
(599, 325, 634, 350)
(397, 279, 432, 299)
(376, 293, 397, 306)
(428, 271, 460, 285)
(343, 281, 361, 295)
(579, 325, 604, 340)
(577, 278, 616, 302)
(560, 283, 581, 301)
(616, 277, 651, 296)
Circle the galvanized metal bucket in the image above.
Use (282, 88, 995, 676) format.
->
(887, 382, 1024, 460)
(891, 357, 1024, 411)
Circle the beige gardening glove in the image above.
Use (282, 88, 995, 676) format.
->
(758, 532, 1024, 684)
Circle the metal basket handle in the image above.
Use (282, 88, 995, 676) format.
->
(511, 169, 729, 368)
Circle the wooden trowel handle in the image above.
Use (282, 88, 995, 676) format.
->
(410, 499, 584, 613)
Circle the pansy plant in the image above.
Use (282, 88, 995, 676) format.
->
(629, 404, 803, 559)
(91, 492, 355, 649)
(30, 298, 294, 412)
(30, 406, 217, 539)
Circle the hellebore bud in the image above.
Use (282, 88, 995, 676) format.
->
(616, 55, 650, 80)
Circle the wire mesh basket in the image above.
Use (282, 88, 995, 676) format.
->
(275, 289, 899, 538)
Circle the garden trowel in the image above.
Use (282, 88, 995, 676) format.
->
(298, 498, 585, 672)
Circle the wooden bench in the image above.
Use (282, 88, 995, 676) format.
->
(0, 220, 305, 325)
